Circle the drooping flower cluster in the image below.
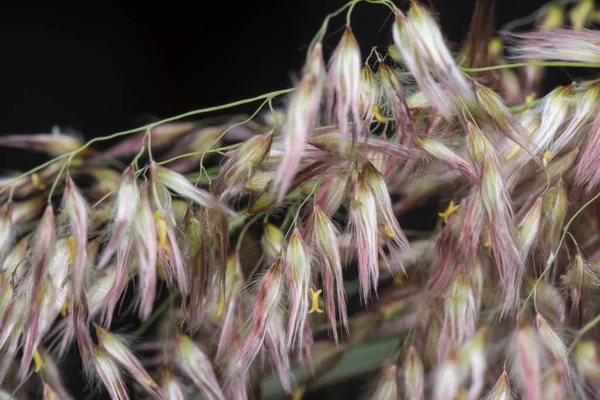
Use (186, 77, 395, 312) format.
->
(3, 1, 600, 399)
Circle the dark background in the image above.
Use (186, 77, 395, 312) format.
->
(0, 0, 553, 157)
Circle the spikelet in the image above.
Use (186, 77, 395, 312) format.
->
(326, 29, 361, 152)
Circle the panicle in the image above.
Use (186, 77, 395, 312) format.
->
(285, 229, 311, 349)
(326, 29, 362, 151)
(176, 333, 226, 400)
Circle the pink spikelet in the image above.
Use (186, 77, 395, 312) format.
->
(96, 327, 167, 400)
(511, 317, 542, 400)
(215, 252, 244, 361)
(152, 162, 235, 217)
(284, 229, 311, 349)
(510, 28, 600, 63)
(574, 112, 600, 195)
(96, 166, 139, 270)
(361, 162, 413, 272)
(21, 205, 55, 379)
(485, 370, 511, 400)
(133, 190, 158, 320)
(327, 28, 362, 152)
(0, 203, 14, 264)
(92, 344, 130, 400)
(63, 177, 94, 373)
(230, 257, 284, 379)
(274, 43, 324, 202)
(379, 63, 414, 143)
(176, 334, 226, 400)
(265, 308, 291, 392)
(480, 155, 523, 312)
(307, 205, 348, 341)
(349, 173, 379, 301)
(101, 238, 132, 328)
(359, 65, 379, 135)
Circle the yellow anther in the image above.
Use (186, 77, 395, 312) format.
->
(488, 37, 503, 56)
(216, 292, 225, 320)
(484, 231, 492, 248)
(33, 350, 45, 372)
(457, 389, 468, 400)
(384, 223, 396, 238)
(292, 386, 306, 400)
(438, 200, 460, 224)
(31, 173, 47, 190)
(525, 92, 537, 104)
(67, 235, 76, 264)
(393, 273, 404, 285)
(60, 300, 69, 317)
(382, 302, 404, 320)
(506, 145, 521, 161)
(308, 288, 323, 314)
(543, 151, 551, 167)
(154, 210, 168, 251)
(36, 282, 48, 307)
(372, 105, 389, 124)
